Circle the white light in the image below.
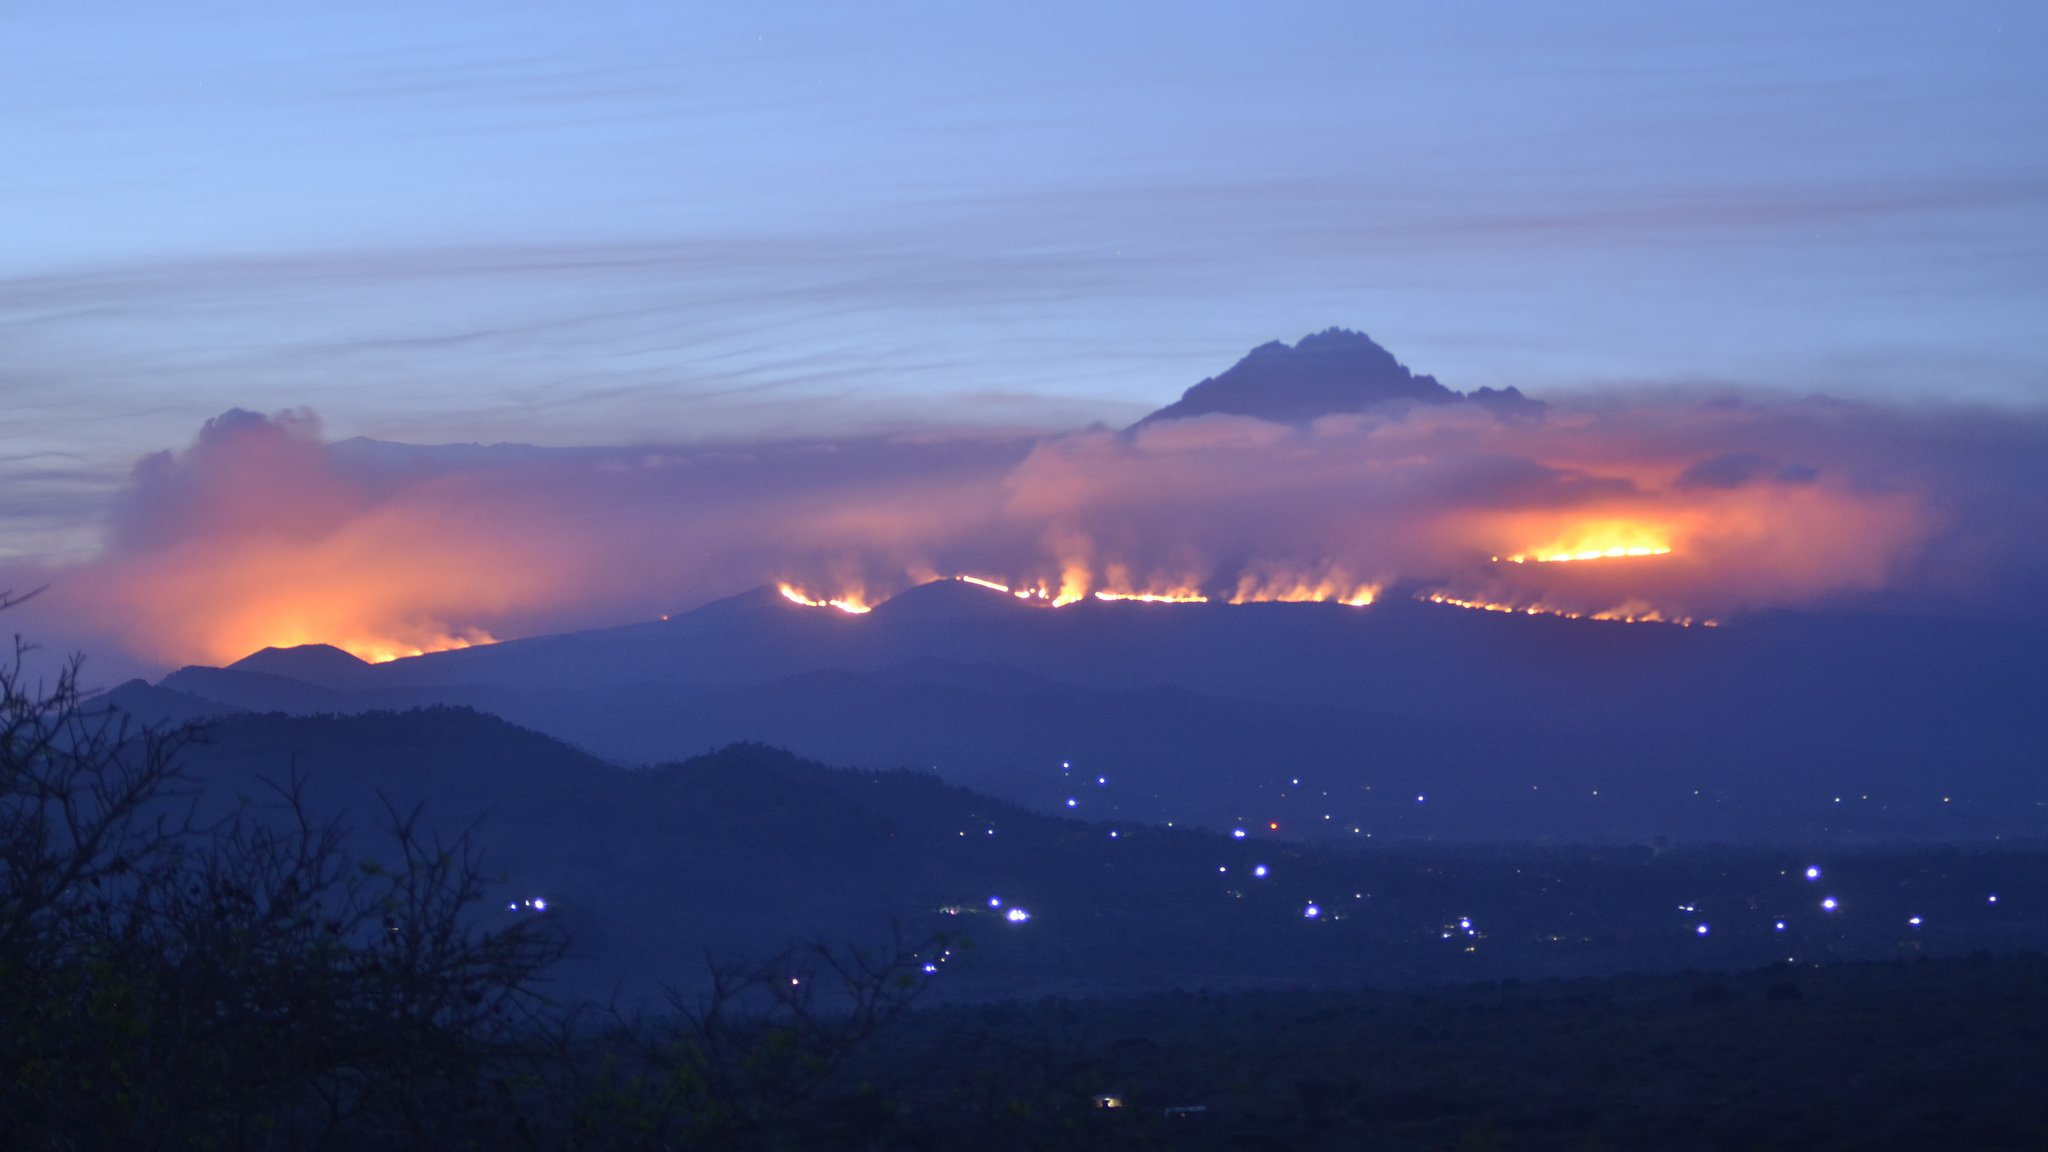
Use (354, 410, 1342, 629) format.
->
(1232, 828, 1247, 839)
(923, 963, 938, 974)
(1253, 865, 1269, 878)
(1061, 761, 1070, 769)
(988, 896, 1002, 908)
(1696, 923, 1710, 936)
(532, 897, 547, 911)
(1821, 897, 1839, 912)
(1459, 917, 1472, 930)
(1805, 866, 1821, 881)
(1218, 866, 1227, 873)
(1097, 776, 1107, 785)
(1005, 907, 1031, 923)
(1775, 920, 1787, 931)
(1908, 916, 1923, 927)
(1989, 894, 1999, 904)
(1415, 794, 1426, 803)
(1109, 830, 1119, 838)
(1065, 798, 1078, 808)
(1303, 903, 1322, 919)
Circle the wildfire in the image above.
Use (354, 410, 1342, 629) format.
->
(1497, 522, 1675, 565)
(1229, 569, 1378, 606)
(777, 583, 872, 614)
(1093, 590, 1209, 604)
(1499, 545, 1673, 564)
(955, 574, 1011, 593)
(341, 631, 495, 664)
(1421, 592, 1714, 628)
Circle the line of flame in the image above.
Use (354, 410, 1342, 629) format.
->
(1422, 591, 1713, 627)
(777, 583, 872, 614)
(1092, 590, 1209, 604)
(1498, 545, 1673, 564)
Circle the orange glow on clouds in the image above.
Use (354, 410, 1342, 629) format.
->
(32, 390, 1991, 671)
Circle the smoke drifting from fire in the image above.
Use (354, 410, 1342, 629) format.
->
(17, 390, 2048, 669)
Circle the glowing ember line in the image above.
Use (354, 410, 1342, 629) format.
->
(1229, 576, 1379, 606)
(955, 574, 1011, 593)
(1421, 592, 1713, 628)
(777, 583, 872, 614)
(1093, 590, 1209, 604)
(1499, 545, 1673, 564)
(1425, 592, 1580, 619)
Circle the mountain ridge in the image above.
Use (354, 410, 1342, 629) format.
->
(1133, 327, 1540, 428)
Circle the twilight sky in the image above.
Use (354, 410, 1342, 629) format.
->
(4, 3, 2046, 672)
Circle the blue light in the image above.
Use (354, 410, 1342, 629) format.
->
(1006, 907, 1032, 923)
(988, 896, 1002, 908)
(1303, 903, 1322, 919)
(1821, 897, 1839, 912)
(1232, 828, 1247, 839)
(1253, 864, 1269, 878)
(1805, 866, 1821, 880)
(1695, 923, 1710, 936)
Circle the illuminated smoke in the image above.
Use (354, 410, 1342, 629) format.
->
(14, 388, 2046, 669)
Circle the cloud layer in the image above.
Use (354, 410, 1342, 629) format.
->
(15, 389, 2048, 670)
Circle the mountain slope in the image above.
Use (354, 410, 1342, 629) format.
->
(157, 585, 2048, 843)
(105, 707, 2048, 1007)
(1133, 327, 1537, 428)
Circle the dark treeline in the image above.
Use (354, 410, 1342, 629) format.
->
(0, 618, 936, 1150)
(841, 952, 2048, 1151)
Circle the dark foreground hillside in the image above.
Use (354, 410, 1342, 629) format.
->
(134, 704, 2048, 1004)
(12, 665, 2048, 1148)
(843, 953, 2048, 1152)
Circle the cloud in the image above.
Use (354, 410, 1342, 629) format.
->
(11, 388, 2047, 670)
(1674, 452, 1820, 491)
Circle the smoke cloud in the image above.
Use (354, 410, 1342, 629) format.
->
(16, 389, 2048, 669)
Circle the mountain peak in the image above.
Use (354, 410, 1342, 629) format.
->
(223, 643, 376, 688)
(1133, 328, 1538, 429)
(868, 577, 1034, 620)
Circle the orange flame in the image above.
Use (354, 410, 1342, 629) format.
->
(1421, 591, 1714, 628)
(1093, 589, 1209, 604)
(777, 583, 872, 614)
(1229, 566, 1379, 606)
(1497, 521, 1676, 565)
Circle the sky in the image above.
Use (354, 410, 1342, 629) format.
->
(4, 2, 2046, 672)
